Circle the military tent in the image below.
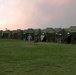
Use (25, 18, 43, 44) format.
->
(0, 30, 3, 38)
(12, 30, 18, 39)
(41, 28, 56, 42)
(2, 30, 11, 39)
(34, 29, 41, 41)
(55, 28, 68, 43)
(12, 29, 23, 40)
(66, 26, 76, 44)
(23, 28, 34, 40)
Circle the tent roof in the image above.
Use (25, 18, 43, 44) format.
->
(34, 29, 41, 33)
(27, 29, 34, 33)
(65, 26, 76, 32)
(54, 28, 62, 33)
(3, 30, 10, 33)
(70, 26, 76, 29)
(42, 28, 55, 33)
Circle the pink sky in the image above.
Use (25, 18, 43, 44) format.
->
(0, 0, 76, 30)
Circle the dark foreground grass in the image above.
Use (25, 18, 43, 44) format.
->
(0, 39, 76, 75)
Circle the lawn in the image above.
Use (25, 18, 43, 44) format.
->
(0, 39, 76, 75)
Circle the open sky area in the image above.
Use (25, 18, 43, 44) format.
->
(0, 0, 76, 30)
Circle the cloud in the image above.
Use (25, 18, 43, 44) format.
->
(26, 0, 72, 28)
(0, 0, 76, 30)
(49, 0, 70, 6)
(0, 0, 34, 30)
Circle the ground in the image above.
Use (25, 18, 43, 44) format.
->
(0, 39, 76, 75)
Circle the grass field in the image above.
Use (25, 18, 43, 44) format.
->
(0, 39, 76, 75)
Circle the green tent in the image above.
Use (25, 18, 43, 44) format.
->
(66, 26, 76, 44)
(55, 28, 68, 43)
(0, 30, 3, 38)
(23, 30, 27, 40)
(2, 30, 11, 39)
(12, 30, 18, 39)
(41, 28, 56, 42)
(34, 29, 41, 41)
(17, 29, 23, 40)
(23, 28, 34, 40)
(55, 28, 63, 43)
(12, 29, 23, 40)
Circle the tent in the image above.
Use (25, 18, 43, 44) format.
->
(34, 29, 41, 41)
(23, 30, 27, 40)
(41, 28, 56, 42)
(12, 29, 23, 40)
(55, 28, 68, 43)
(12, 30, 18, 39)
(2, 30, 11, 39)
(17, 29, 23, 40)
(66, 26, 76, 44)
(23, 28, 34, 40)
(0, 30, 3, 38)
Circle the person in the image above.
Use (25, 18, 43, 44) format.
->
(27, 34, 32, 42)
(40, 34, 44, 42)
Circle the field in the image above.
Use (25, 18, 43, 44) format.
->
(0, 39, 76, 75)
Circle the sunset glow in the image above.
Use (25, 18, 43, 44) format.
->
(0, 0, 76, 30)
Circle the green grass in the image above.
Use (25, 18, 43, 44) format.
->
(0, 39, 76, 75)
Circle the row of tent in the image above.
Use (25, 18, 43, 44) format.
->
(0, 26, 76, 44)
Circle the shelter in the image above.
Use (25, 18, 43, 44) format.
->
(42, 28, 56, 42)
(66, 26, 76, 44)
(12, 30, 18, 39)
(12, 29, 23, 40)
(23, 28, 34, 40)
(2, 30, 11, 39)
(23, 30, 27, 40)
(55, 28, 68, 43)
(17, 29, 23, 40)
(0, 30, 3, 38)
(34, 29, 41, 41)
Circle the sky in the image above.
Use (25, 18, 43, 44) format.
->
(0, 0, 76, 30)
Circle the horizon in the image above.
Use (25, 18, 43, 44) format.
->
(1, 26, 76, 31)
